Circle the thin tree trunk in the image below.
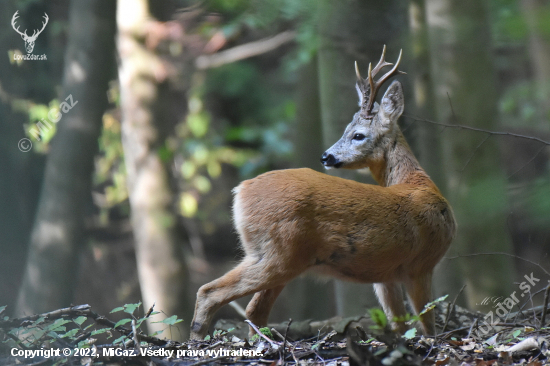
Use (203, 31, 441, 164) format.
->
(16, 0, 116, 315)
(425, 0, 514, 307)
(521, 0, 550, 130)
(408, 0, 462, 303)
(117, 0, 190, 340)
(283, 56, 334, 321)
(317, 0, 407, 317)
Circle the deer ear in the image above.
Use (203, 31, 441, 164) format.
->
(380, 80, 404, 122)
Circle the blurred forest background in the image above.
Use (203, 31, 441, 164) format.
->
(1, 0, 549, 340)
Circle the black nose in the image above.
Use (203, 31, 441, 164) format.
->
(320, 152, 337, 166)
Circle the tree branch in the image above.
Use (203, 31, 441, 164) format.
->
(195, 31, 296, 70)
(402, 114, 550, 146)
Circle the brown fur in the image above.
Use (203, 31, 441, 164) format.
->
(190, 74, 456, 339)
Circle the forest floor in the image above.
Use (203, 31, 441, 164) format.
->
(0, 301, 549, 366)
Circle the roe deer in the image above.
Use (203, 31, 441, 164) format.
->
(190, 47, 456, 339)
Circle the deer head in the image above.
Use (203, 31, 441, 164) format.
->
(12, 11, 49, 54)
(321, 46, 406, 170)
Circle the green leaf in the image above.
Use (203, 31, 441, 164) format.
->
(110, 306, 124, 314)
(259, 327, 273, 339)
(152, 315, 183, 326)
(91, 328, 110, 336)
(32, 317, 45, 326)
(204, 335, 211, 341)
(403, 328, 417, 339)
(369, 308, 388, 328)
(47, 331, 60, 339)
(60, 329, 79, 338)
(48, 319, 71, 331)
(78, 340, 91, 349)
(149, 330, 162, 337)
(512, 329, 521, 338)
(113, 318, 132, 329)
(359, 338, 375, 344)
(73, 316, 87, 326)
(419, 295, 449, 316)
(113, 335, 127, 345)
(123, 302, 141, 315)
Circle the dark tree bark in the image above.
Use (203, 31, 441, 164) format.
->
(317, 0, 408, 317)
(283, 56, 334, 321)
(425, 0, 514, 307)
(521, 0, 550, 129)
(117, 0, 191, 340)
(16, 0, 116, 315)
(408, 0, 461, 303)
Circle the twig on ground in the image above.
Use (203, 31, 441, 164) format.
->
(245, 320, 280, 348)
(442, 285, 466, 334)
(270, 327, 285, 341)
(467, 318, 478, 339)
(282, 318, 292, 361)
(540, 283, 550, 328)
(131, 320, 139, 350)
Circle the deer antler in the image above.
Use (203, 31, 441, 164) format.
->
(11, 11, 28, 38)
(356, 46, 406, 119)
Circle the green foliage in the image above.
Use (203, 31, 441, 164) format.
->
(402, 328, 417, 340)
(418, 295, 448, 317)
(152, 315, 183, 326)
(0, 302, 182, 351)
(499, 81, 545, 129)
(249, 327, 273, 342)
(368, 308, 388, 330)
(490, 0, 528, 43)
(14, 98, 62, 153)
(492, 0, 550, 43)
(94, 107, 128, 224)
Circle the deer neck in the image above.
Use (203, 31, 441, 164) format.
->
(368, 130, 437, 189)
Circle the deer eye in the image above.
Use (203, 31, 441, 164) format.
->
(352, 133, 366, 141)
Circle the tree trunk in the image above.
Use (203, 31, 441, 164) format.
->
(521, 0, 550, 130)
(283, 56, 334, 321)
(425, 0, 515, 307)
(16, 0, 116, 315)
(408, 0, 462, 303)
(117, 0, 190, 340)
(317, 0, 408, 317)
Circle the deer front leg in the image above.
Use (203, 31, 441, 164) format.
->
(191, 264, 246, 339)
(190, 257, 290, 340)
(373, 282, 408, 333)
(404, 272, 435, 336)
(245, 285, 285, 337)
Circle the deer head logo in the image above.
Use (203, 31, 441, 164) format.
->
(11, 11, 49, 54)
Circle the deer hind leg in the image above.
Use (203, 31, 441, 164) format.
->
(404, 272, 434, 336)
(245, 285, 285, 336)
(190, 257, 292, 340)
(373, 282, 408, 333)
